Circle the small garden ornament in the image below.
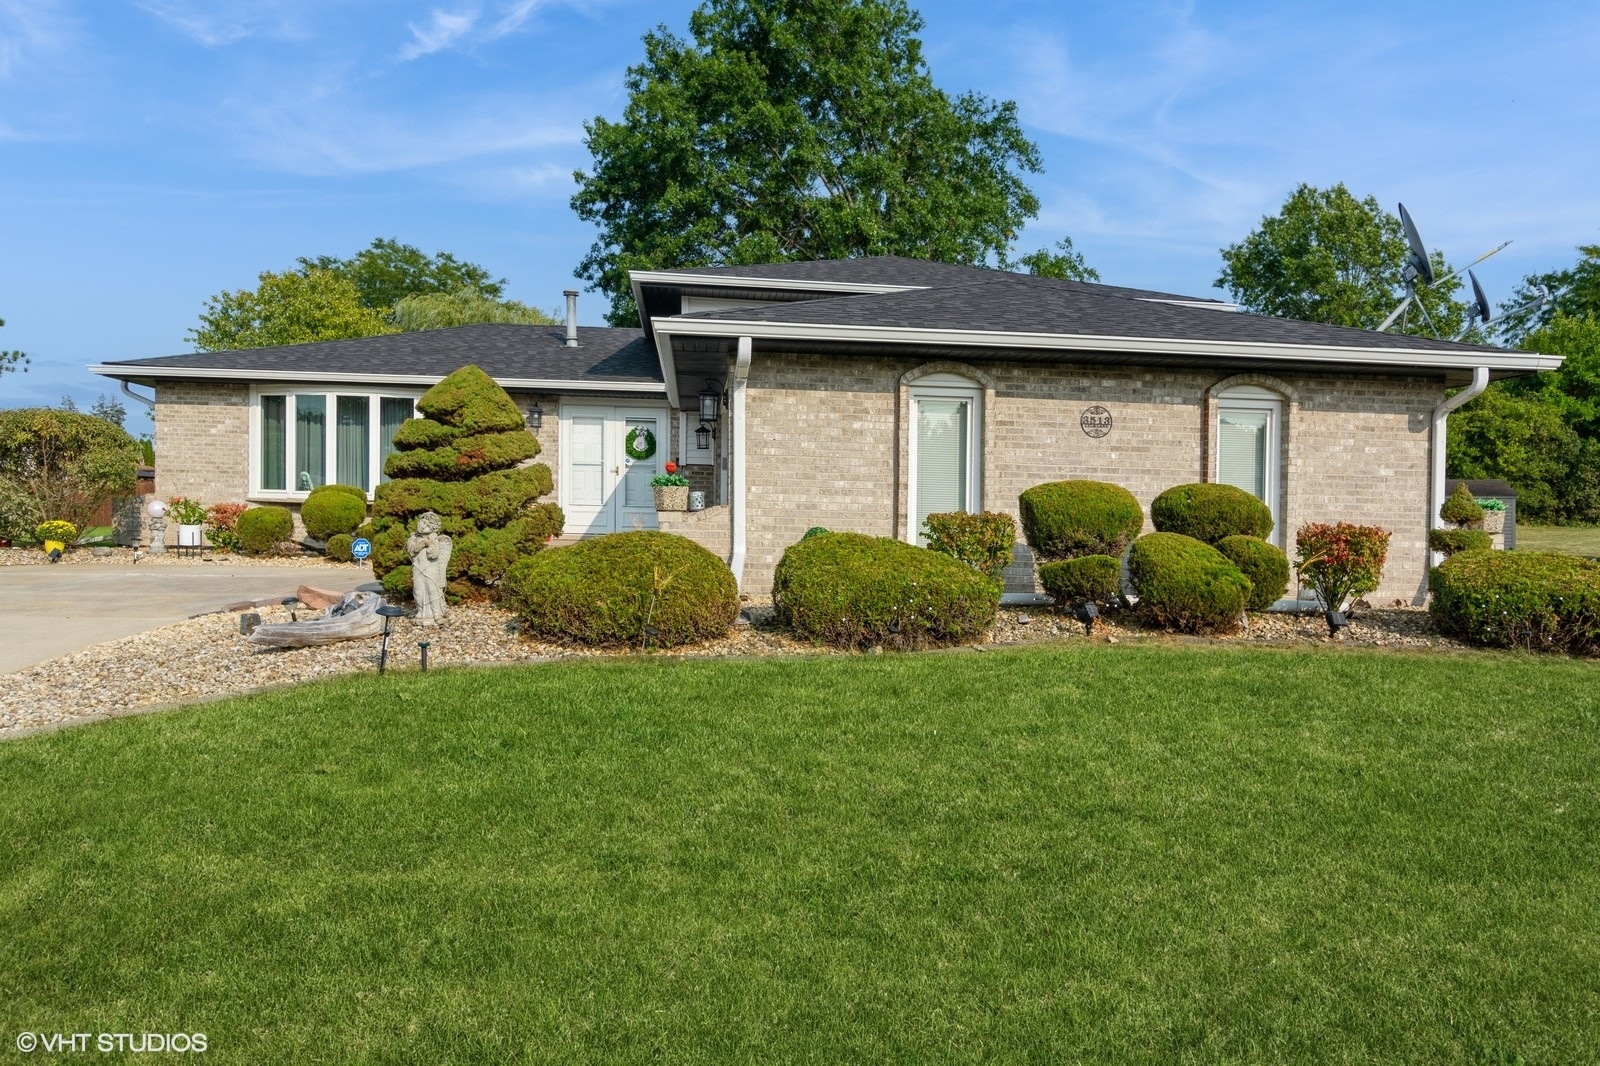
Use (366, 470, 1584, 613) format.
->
(407, 511, 452, 625)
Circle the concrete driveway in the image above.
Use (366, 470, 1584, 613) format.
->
(0, 563, 378, 673)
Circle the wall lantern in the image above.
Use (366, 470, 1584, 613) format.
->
(528, 402, 543, 431)
(698, 381, 722, 423)
(695, 423, 713, 450)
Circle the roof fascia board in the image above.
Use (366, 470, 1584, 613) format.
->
(652, 332, 682, 408)
(651, 318, 1561, 374)
(88, 364, 668, 392)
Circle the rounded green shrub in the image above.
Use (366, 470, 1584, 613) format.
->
(504, 531, 738, 647)
(802, 526, 829, 540)
(1429, 528, 1493, 557)
(1018, 480, 1143, 560)
(326, 533, 355, 562)
(1440, 482, 1485, 528)
(1038, 555, 1121, 605)
(1150, 483, 1272, 543)
(1215, 535, 1290, 610)
(237, 506, 293, 555)
(1430, 550, 1600, 654)
(1127, 532, 1252, 634)
(301, 485, 367, 540)
(772, 532, 1000, 649)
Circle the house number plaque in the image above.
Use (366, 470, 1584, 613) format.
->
(1080, 406, 1113, 438)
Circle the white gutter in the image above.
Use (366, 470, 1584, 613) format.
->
(651, 331, 682, 408)
(652, 317, 1561, 375)
(88, 365, 668, 394)
(1430, 364, 1491, 531)
(728, 336, 752, 591)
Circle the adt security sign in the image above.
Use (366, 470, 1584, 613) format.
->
(350, 537, 372, 561)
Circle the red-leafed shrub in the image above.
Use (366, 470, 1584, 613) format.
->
(1295, 523, 1390, 611)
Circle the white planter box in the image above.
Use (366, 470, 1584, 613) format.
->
(177, 523, 203, 547)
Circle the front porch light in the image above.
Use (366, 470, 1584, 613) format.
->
(528, 401, 543, 430)
(698, 381, 722, 423)
(696, 422, 713, 450)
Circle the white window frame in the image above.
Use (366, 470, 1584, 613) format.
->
(906, 375, 983, 546)
(249, 385, 422, 502)
(1216, 386, 1283, 547)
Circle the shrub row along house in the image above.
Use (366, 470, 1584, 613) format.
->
(92, 257, 1559, 603)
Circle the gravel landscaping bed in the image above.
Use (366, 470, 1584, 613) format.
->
(1, 588, 1471, 741)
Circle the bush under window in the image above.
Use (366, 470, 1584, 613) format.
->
(237, 506, 293, 555)
(1018, 480, 1143, 561)
(923, 511, 1016, 578)
(503, 531, 738, 647)
(1127, 532, 1251, 634)
(1150, 483, 1273, 543)
(1295, 523, 1390, 612)
(1215, 535, 1290, 610)
(773, 532, 1000, 649)
(1038, 555, 1121, 606)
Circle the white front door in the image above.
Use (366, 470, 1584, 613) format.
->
(562, 406, 667, 535)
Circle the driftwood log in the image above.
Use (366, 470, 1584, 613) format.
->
(247, 591, 388, 649)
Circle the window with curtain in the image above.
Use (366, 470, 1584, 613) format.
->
(294, 395, 326, 491)
(260, 395, 286, 491)
(914, 396, 971, 546)
(379, 398, 413, 484)
(336, 396, 371, 490)
(256, 390, 419, 497)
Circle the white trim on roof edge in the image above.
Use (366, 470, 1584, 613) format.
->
(650, 317, 1559, 374)
(87, 364, 668, 393)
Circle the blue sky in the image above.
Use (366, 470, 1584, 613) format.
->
(2, 0, 1597, 434)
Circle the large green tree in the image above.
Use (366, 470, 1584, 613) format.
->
(299, 238, 505, 313)
(1217, 183, 1468, 338)
(188, 269, 396, 352)
(572, 0, 1049, 325)
(0, 408, 142, 540)
(390, 289, 558, 331)
(1498, 245, 1600, 342)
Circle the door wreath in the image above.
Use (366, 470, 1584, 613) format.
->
(624, 426, 657, 460)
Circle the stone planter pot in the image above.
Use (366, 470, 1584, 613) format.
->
(653, 485, 689, 512)
(1481, 510, 1505, 534)
(177, 523, 204, 547)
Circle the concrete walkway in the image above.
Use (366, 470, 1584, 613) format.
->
(0, 563, 377, 673)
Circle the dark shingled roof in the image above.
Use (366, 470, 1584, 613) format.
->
(677, 273, 1508, 356)
(97, 324, 662, 383)
(663, 254, 1223, 305)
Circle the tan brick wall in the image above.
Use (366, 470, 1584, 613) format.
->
(151, 382, 250, 544)
(739, 354, 1441, 603)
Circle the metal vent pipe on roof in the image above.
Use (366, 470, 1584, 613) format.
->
(564, 289, 579, 347)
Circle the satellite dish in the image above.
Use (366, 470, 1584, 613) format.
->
(1398, 202, 1435, 287)
(1469, 270, 1491, 325)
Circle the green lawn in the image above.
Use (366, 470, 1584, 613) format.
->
(3, 645, 1598, 1063)
(1516, 523, 1600, 557)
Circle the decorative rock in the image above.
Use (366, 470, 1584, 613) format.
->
(239, 613, 261, 636)
(248, 591, 386, 648)
(1015, 614, 1032, 625)
(296, 585, 347, 610)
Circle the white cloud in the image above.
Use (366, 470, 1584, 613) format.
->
(0, 0, 72, 78)
(134, 1, 310, 47)
(399, 7, 481, 61)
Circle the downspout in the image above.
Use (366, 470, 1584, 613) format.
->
(120, 381, 155, 409)
(728, 336, 752, 591)
(1427, 365, 1490, 578)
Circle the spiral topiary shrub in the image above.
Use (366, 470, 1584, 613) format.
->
(1018, 480, 1143, 560)
(1429, 528, 1493, 557)
(372, 365, 563, 601)
(1430, 550, 1600, 654)
(503, 531, 738, 647)
(1038, 555, 1121, 605)
(1127, 532, 1251, 634)
(773, 532, 1000, 649)
(1215, 535, 1290, 610)
(236, 506, 293, 555)
(1150, 483, 1273, 544)
(301, 484, 367, 540)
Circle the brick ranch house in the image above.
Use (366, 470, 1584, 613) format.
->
(92, 257, 1559, 604)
